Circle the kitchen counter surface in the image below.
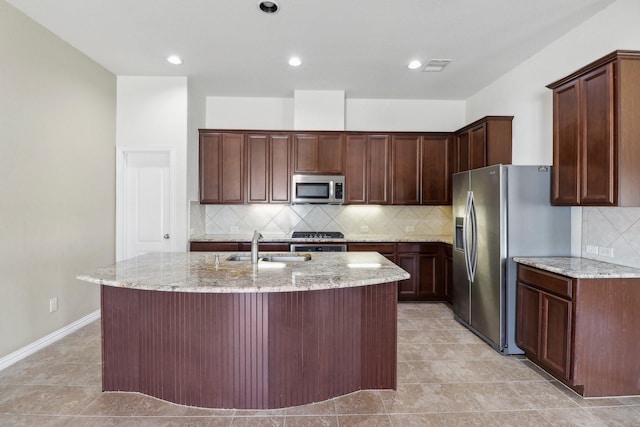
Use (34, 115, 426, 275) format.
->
(514, 256, 640, 279)
(190, 233, 453, 244)
(77, 251, 410, 293)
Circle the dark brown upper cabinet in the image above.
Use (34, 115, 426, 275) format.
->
(199, 131, 245, 204)
(547, 50, 640, 206)
(292, 133, 344, 174)
(345, 134, 390, 204)
(247, 133, 291, 203)
(453, 116, 513, 173)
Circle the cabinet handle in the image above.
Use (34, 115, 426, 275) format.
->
(163, 234, 170, 239)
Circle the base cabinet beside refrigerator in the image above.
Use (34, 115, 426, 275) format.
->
(516, 263, 640, 397)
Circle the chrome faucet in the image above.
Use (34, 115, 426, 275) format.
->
(251, 230, 263, 264)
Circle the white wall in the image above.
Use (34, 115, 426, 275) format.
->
(346, 99, 466, 131)
(466, 0, 640, 165)
(0, 1, 116, 358)
(205, 95, 465, 132)
(466, 0, 640, 264)
(116, 77, 189, 253)
(206, 96, 294, 129)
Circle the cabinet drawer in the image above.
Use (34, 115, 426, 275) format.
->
(397, 243, 438, 254)
(518, 265, 573, 299)
(347, 243, 395, 255)
(190, 242, 240, 252)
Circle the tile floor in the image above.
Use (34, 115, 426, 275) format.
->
(1, 303, 640, 426)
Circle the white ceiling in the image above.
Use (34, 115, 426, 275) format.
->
(7, 0, 615, 99)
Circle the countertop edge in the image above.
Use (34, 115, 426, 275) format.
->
(514, 256, 640, 279)
(190, 234, 453, 244)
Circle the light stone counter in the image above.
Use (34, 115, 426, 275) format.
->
(514, 256, 640, 279)
(77, 251, 410, 293)
(190, 233, 453, 244)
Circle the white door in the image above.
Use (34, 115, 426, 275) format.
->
(118, 149, 175, 261)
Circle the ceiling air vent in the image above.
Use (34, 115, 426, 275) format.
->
(423, 59, 452, 72)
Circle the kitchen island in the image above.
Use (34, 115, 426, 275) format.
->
(77, 251, 409, 409)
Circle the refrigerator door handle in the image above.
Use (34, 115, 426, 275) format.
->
(463, 191, 473, 282)
(468, 191, 478, 282)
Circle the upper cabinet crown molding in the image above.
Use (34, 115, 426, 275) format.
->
(548, 50, 640, 206)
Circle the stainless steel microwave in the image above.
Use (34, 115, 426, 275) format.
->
(291, 174, 345, 204)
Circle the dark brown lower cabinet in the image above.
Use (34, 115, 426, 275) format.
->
(441, 244, 453, 304)
(193, 240, 451, 303)
(516, 263, 640, 397)
(396, 243, 441, 301)
(190, 242, 290, 252)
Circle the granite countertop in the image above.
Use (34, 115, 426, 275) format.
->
(190, 233, 453, 244)
(77, 251, 410, 293)
(514, 257, 640, 279)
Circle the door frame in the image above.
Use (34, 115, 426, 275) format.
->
(116, 147, 177, 261)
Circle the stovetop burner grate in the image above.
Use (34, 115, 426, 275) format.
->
(291, 231, 344, 239)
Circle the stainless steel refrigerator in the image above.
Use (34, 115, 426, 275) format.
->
(452, 164, 571, 354)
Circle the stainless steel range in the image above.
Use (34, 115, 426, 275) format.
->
(290, 231, 347, 252)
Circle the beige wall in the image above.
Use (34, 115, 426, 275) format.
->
(0, 1, 116, 357)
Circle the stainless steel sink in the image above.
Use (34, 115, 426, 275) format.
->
(225, 254, 252, 261)
(226, 253, 311, 262)
(261, 254, 311, 262)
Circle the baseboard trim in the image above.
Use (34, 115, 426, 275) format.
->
(0, 309, 101, 371)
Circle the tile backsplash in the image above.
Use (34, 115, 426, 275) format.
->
(190, 202, 452, 238)
(582, 207, 640, 268)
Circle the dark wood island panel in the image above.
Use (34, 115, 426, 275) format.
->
(101, 282, 397, 409)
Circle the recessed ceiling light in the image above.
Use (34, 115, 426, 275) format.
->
(408, 60, 422, 70)
(259, 1, 279, 14)
(423, 59, 452, 72)
(167, 55, 183, 65)
(288, 57, 302, 67)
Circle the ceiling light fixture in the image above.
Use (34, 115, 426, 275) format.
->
(288, 57, 302, 67)
(408, 60, 422, 70)
(423, 59, 452, 72)
(167, 55, 183, 65)
(259, 1, 279, 14)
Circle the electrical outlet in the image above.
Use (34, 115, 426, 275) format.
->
(599, 246, 614, 258)
(360, 225, 369, 233)
(49, 297, 58, 313)
(230, 226, 239, 233)
(586, 245, 598, 255)
(405, 226, 415, 232)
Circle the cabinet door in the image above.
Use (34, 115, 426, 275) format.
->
(199, 132, 245, 204)
(516, 283, 541, 356)
(391, 136, 420, 204)
(293, 133, 344, 174)
(580, 64, 615, 205)
(539, 291, 573, 381)
(293, 134, 317, 173)
(469, 124, 486, 170)
(417, 252, 438, 299)
(552, 80, 581, 205)
(442, 244, 453, 303)
(199, 133, 222, 203)
(456, 132, 470, 173)
(368, 135, 390, 204)
(247, 134, 269, 203)
(317, 134, 344, 173)
(397, 243, 440, 301)
(421, 135, 451, 204)
(345, 135, 367, 204)
(270, 135, 291, 203)
(220, 133, 245, 203)
(397, 254, 419, 299)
